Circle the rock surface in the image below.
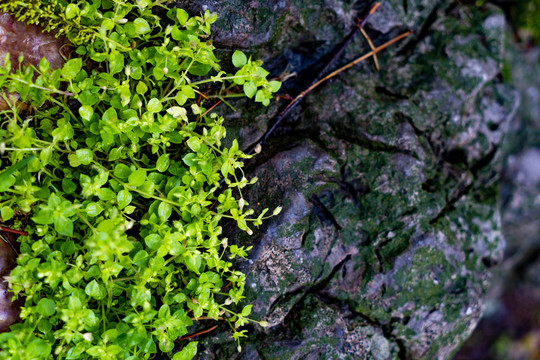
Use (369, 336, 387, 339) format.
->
(174, 1, 518, 359)
(454, 28, 540, 360)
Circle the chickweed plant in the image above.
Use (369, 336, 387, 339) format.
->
(0, 0, 281, 358)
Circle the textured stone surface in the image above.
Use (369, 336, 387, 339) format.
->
(454, 28, 540, 360)
(174, 1, 518, 359)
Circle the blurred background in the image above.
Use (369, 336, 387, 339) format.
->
(454, 1, 540, 359)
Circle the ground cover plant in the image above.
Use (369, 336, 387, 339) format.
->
(0, 0, 280, 358)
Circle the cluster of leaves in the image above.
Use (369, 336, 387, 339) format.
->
(0, 0, 281, 359)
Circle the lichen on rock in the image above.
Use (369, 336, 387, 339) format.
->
(184, 1, 518, 359)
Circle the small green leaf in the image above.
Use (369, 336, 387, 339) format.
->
(1, 206, 14, 221)
(55, 216, 74, 237)
(65, 4, 79, 19)
(269, 80, 282, 92)
(158, 202, 172, 221)
(241, 304, 252, 317)
(79, 105, 94, 121)
(156, 154, 170, 172)
(243, 82, 257, 98)
(232, 50, 247, 68)
(27, 339, 51, 358)
(136, 81, 148, 95)
(255, 89, 266, 103)
(128, 169, 147, 187)
(85, 280, 107, 300)
(185, 252, 202, 274)
(134, 18, 151, 35)
(109, 52, 125, 75)
(117, 190, 132, 209)
(167, 106, 187, 120)
(85, 203, 103, 217)
(173, 341, 198, 360)
(145, 234, 161, 250)
(61, 58, 83, 81)
(76, 149, 93, 165)
(0, 155, 35, 188)
(62, 178, 77, 194)
(37, 298, 56, 317)
(147, 98, 163, 113)
(176, 9, 189, 26)
(186, 137, 201, 152)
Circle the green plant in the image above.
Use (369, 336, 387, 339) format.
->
(0, 0, 281, 358)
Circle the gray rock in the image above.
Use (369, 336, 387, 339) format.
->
(177, 1, 518, 359)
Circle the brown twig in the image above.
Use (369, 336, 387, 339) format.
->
(0, 226, 28, 236)
(310, 2, 381, 89)
(177, 325, 218, 342)
(358, 26, 380, 70)
(201, 100, 222, 117)
(294, 30, 412, 101)
(253, 30, 411, 152)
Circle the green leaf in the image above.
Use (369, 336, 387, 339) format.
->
(62, 178, 77, 194)
(158, 202, 172, 221)
(173, 341, 198, 360)
(117, 190, 132, 209)
(185, 252, 201, 274)
(156, 154, 170, 172)
(232, 50, 247, 68)
(85, 280, 107, 300)
(109, 51, 125, 75)
(76, 149, 93, 165)
(36, 298, 56, 317)
(54, 216, 74, 237)
(243, 82, 256, 98)
(136, 81, 148, 95)
(145, 234, 161, 250)
(188, 63, 212, 76)
(269, 80, 282, 92)
(27, 339, 51, 358)
(61, 58, 83, 81)
(86, 202, 104, 217)
(0, 155, 35, 189)
(166, 106, 187, 121)
(1, 206, 14, 221)
(147, 98, 163, 113)
(241, 304, 253, 317)
(65, 4, 79, 20)
(186, 137, 201, 152)
(114, 164, 132, 179)
(176, 9, 189, 26)
(128, 169, 147, 187)
(134, 18, 151, 35)
(79, 105, 94, 121)
(255, 89, 266, 103)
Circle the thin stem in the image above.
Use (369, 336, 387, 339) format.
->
(10, 77, 74, 97)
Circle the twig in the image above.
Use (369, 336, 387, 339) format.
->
(252, 30, 411, 152)
(309, 2, 381, 89)
(201, 100, 222, 117)
(176, 325, 218, 342)
(0, 226, 28, 236)
(358, 26, 380, 70)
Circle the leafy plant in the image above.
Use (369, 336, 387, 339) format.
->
(0, 0, 280, 358)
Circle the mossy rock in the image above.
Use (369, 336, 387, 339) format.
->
(176, 1, 518, 359)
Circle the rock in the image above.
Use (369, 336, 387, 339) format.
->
(175, 1, 517, 359)
(454, 22, 540, 360)
(0, 231, 20, 332)
(0, 13, 68, 110)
